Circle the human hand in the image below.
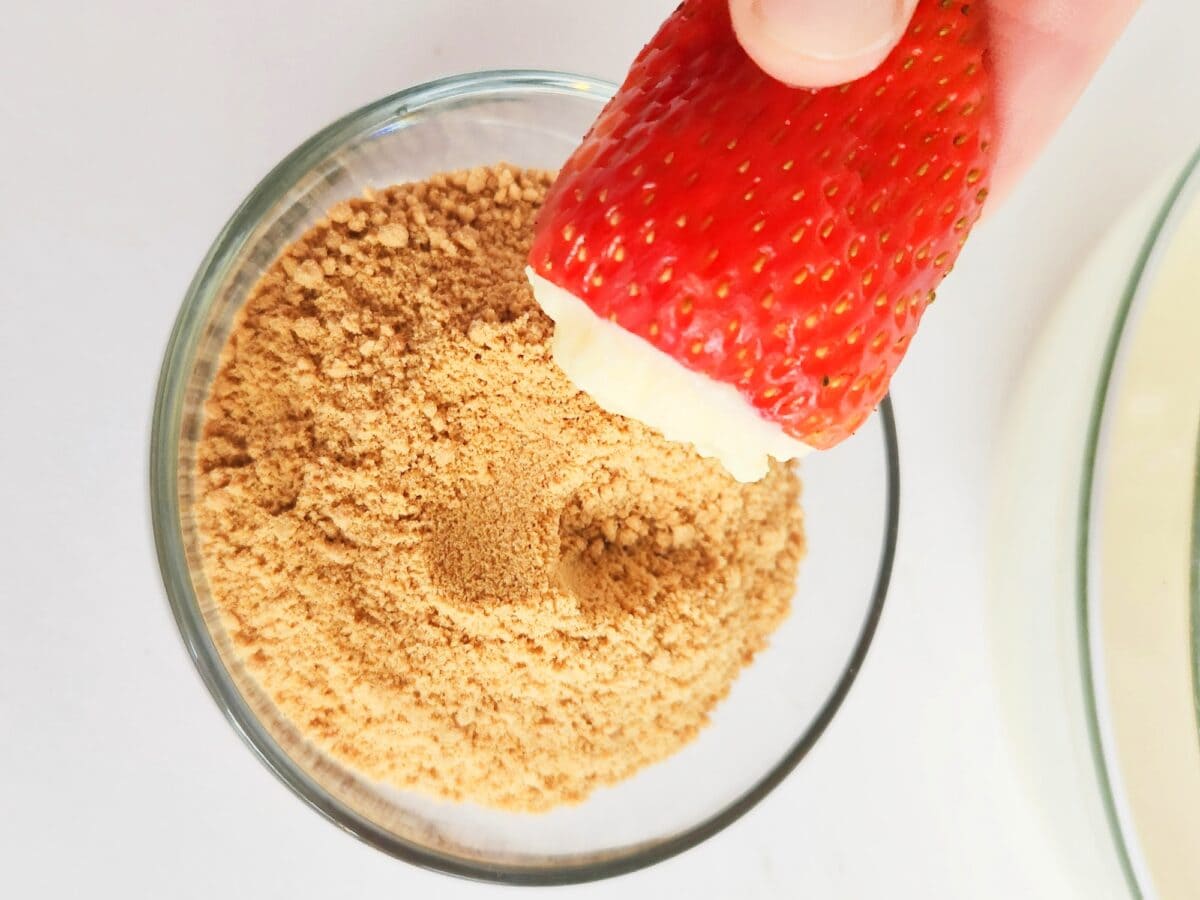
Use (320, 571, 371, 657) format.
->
(729, 0, 1141, 200)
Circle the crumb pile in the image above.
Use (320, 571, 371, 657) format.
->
(195, 165, 805, 811)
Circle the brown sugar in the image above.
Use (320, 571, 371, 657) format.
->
(194, 164, 805, 812)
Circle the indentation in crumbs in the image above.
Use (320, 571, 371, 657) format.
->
(195, 164, 805, 812)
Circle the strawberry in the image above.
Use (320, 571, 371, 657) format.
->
(529, 0, 992, 451)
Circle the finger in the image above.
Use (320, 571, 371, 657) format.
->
(981, 0, 1142, 201)
(729, 0, 920, 88)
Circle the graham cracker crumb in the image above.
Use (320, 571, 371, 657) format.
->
(194, 164, 805, 812)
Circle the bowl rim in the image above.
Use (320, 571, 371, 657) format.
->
(149, 68, 900, 886)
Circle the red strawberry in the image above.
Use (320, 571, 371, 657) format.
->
(529, 0, 992, 451)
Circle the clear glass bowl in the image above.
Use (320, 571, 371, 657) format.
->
(991, 147, 1200, 900)
(150, 70, 899, 885)
(1077, 147, 1200, 899)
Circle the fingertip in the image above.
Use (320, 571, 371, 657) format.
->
(730, 0, 916, 88)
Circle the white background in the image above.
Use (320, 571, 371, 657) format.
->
(2, 1, 1198, 896)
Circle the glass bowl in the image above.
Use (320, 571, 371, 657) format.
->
(1078, 146, 1200, 899)
(991, 147, 1200, 899)
(151, 70, 899, 885)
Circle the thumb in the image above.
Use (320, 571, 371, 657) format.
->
(729, 0, 920, 88)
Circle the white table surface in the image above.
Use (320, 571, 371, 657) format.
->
(3, 1, 1198, 896)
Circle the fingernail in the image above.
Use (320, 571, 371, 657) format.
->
(753, 0, 907, 61)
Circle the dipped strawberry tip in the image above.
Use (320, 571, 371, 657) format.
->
(529, 0, 993, 479)
(528, 268, 811, 481)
